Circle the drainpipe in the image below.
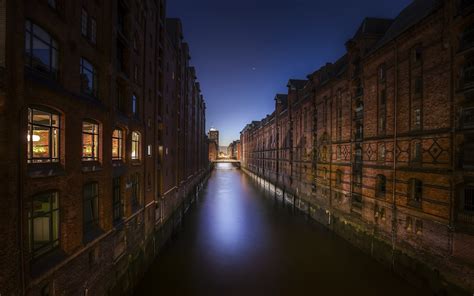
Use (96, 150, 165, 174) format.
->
(391, 40, 399, 270)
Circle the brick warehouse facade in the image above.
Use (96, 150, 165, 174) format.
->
(0, 0, 209, 295)
(241, 0, 474, 294)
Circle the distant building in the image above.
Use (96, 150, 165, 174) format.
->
(227, 140, 241, 160)
(208, 128, 219, 147)
(208, 139, 218, 161)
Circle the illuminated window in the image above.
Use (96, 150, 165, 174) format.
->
(80, 58, 98, 97)
(83, 183, 99, 233)
(132, 94, 138, 115)
(82, 121, 99, 161)
(27, 107, 60, 163)
(112, 129, 123, 160)
(29, 191, 59, 258)
(25, 20, 59, 77)
(131, 131, 140, 160)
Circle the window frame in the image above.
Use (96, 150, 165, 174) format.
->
(131, 131, 141, 160)
(82, 120, 100, 161)
(83, 182, 99, 233)
(27, 107, 60, 164)
(25, 20, 59, 78)
(29, 191, 60, 258)
(80, 57, 98, 98)
(112, 128, 124, 161)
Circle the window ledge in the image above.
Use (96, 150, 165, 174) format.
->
(82, 162, 103, 173)
(28, 163, 65, 179)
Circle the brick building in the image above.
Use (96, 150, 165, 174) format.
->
(227, 140, 241, 160)
(241, 0, 474, 293)
(0, 0, 209, 295)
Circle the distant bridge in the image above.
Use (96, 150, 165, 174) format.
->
(212, 159, 241, 163)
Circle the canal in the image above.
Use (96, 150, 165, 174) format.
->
(134, 163, 429, 295)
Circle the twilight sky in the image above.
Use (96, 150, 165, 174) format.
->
(167, 0, 412, 146)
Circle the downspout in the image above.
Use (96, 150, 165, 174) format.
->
(391, 40, 399, 270)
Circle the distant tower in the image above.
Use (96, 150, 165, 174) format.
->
(208, 127, 219, 147)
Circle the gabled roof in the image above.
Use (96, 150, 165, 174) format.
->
(374, 0, 442, 51)
(353, 17, 393, 40)
(287, 79, 308, 90)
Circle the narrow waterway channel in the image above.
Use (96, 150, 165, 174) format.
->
(134, 163, 429, 295)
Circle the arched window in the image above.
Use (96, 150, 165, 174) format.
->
(408, 178, 422, 206)
(376, 174, 387, 197)
(29, 191, 59, 257)
(27, 107, 60, 163)
(112, 129, 124, 160)
(131, 131, 140, 160)
(82, 120, 99, 161)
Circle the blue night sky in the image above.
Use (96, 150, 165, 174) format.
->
(167, 0, 412, 146)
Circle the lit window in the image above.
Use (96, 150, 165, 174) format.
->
(131, 131, 140, 160)
(25, 20, 59, 77)
(147, 144, 152, 156)
(82, 121, 99, 161)
(80, 58, 98, 97)
(83, 183, 99, 233)
(81, 8, 88, 36)
(29, 191, 59, 258)
(112, 177, 122, 222)
(27, 107, 60, 163)
(112, 129, 123, 160)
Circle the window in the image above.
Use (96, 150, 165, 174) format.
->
(29, 191, 59, 257)
(147, 144, 152, 156)
(134, 65, 138, 82)
(132, 94, 138, 115)
(27, 107, 60, 163)
(25, 20, 59, 77)
(336, 170, 342, 187)
(83, 183, 99, 233)
(376, 174, 386, 197)
(378, 143, 386, 161)
(355, 146, 362, 162)
(81, 8, 88, 36)
(112, 177, 122, 222)
(131, 131, 140, 160)
(379, 89, 386, 106)
(461, 24, 474, 50)
(82, 121, 99, 161)
(464, 186, 474, 212)
(414, 76, 423, 96)
(117, 85, 125, 112)
(47, 0, 56, 9)
(413, 46, 423, 64)
(463, 58, 474, 87)
(408, 178, 422, 205)
(379, 64, 386, 82)
(80, 58, 98, 97)
(411, 140, 422, 163)
(131, 173, 140, 210)
(90, 18, 97, 44)
(112, 129, 123, 160)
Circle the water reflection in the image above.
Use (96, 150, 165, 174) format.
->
(134, 163, 428, 296)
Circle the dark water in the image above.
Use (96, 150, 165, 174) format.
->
(134, 163, 429, 296)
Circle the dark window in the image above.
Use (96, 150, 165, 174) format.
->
(80, 58, 98, 97)
(90, 18, 97, 44)
(27, 107, 60, 163)
(464, 186, 474, 212)
(355, 146, 362, 162)
(29, 191, 59, 258)
(462, 108, 474, 128)
(83, 183, 99, 233)
(464, 58, 474, 87)
(413, 108, 421, 129)
(380, 89, 386, 106)
(132, 94, 138, 115)
(117, 85, 125, 112)
(461, 24, 474, 50)
(414, 76, 423, 96)
(112, 177, 123, 222)
(82, 121, 99, 161)
(336, 170, 342, 187)
(376, 174, 386, 197)
(411, 140, 422, 163)
(112, 129, 123, 160)
(413, 46, 423, 64)
(408, 178, 422, 204)
(131, 173, 140, 210)
(81, 8, 88, 36)
(47, 0, 56, 9)
(379, 64, 386, 82)
(25, 20, 59, 77)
